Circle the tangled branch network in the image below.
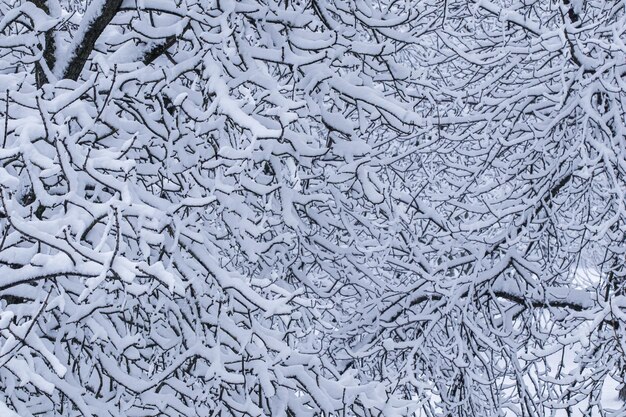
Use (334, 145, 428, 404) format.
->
(0, 1, 625, 416)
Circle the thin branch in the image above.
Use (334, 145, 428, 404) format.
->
(474, 0, 543, 36)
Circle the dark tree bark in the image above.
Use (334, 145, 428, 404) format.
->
(31, 0, 56, 87)
(61, 0, 124, 81)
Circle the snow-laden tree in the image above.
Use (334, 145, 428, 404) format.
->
(338, 1, 626, 416)
(0, 0, 625, 416)
(0, 0, 420, 415)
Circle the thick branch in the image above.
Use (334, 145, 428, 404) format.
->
(491, 279, 595, 311)
(142, 35, 177, 66)
(31, 0, 56, 87)
(61, 0, 123, 81)
(399, 279, 596, 316)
